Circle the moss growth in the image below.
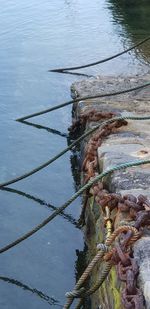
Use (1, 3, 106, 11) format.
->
(109, 267, 122, 309)
(86, 199, 124, 308)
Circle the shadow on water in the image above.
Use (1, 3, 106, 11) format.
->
(67, 126, 91, 308)
(0, 276, 62, 307)
(75, 245, 90, 309)
(20, 120, 69, 139)
(107, 0, 150, 61)
(2, 1, 150, 308)
(1, 187, 80, 229)
(48, 70, 93, 78)
(0, 245, 89, 308)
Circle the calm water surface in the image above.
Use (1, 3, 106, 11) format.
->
(0, 0, 149, 308)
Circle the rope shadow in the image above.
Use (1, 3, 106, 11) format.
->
(48, 70, 94, 78)
(0, 187, 80, 229)
(0, 276, 62, 307)
(19, 120, 69, 139)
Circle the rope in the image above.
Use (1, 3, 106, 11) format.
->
(64, 261, 111, 309)
(1, 115, 150, 188)
(51, 71, 94, 78)
(67, 263, 112, 309)
(0, 124, 100, 188)
(97, 244, 109, 251)
(65, 288, 86, 298)
(16, 82, 150, 121)
(105, 226, 140, 247)
(0, 159, 149, 255)
(64, 226, 139, 308)
(63, 249, 108, 309)
(74, 299, 83, 309)
(49, 36, 150, 72)
(0, 187, 79, 228)
(66, 251, 106, 295)
(82, 262, 112, 298)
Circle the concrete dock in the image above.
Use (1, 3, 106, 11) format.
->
(71, 73, 150, 309)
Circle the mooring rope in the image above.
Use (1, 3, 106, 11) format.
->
(0, 115, 150, 188)
(63, 248, 109, 309)
(79, 262, 112, 298)
(49, 36, 150, 72)
(16, 82, 150, 121)
(63, 226, 139, 308)
(1, 187, 79, 228)
(3, 115, 150, 188)
(0, 159, 149, 254)
(65, 263, 112, 309)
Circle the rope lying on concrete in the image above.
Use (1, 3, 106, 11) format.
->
(0, 159, 149, 255)
(1, 115, 150, 188)
(49, 36, 150, 72)
(16, 82, 150, 121)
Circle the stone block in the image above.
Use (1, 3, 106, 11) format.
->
(72, 74, 150, 309)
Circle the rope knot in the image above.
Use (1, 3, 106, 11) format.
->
(97, 243, 109, 252)
(65, 287, 85, 298)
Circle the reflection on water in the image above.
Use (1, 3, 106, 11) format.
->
(0, 276, 62, 307)
(0, 0, 150, 308)
(107, 0, 150, 61)
(20, 120, 69, 138)
(1, 187, 79, 229)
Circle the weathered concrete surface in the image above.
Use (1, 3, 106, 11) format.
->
(72, 74, 150, 309)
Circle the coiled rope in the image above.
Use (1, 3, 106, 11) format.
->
(0, 159, 149, 255)
(49, 36, 150, 72)
(1, 115, 150, 188)
(16, 82, 150, 121)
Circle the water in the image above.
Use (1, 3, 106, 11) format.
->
(0, 0, 149, 308)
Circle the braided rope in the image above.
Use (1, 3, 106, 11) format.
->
(79, 262, 112, 298)
(74, 262, 112, 309)
(65, 288, 85, 298)
(0, 159, 149, 254)
(63, 227, 139, 307)
(74, 299, 83, 309)
(97, 244, 109, 251)
(105, 226, 140, 246)
(71, 227, 140, 308)
(16, 83, 150, 121)
(49, 36, 150, 72)
(63, 250, 106, 309)
(1, 115, 150, 188)
(64, 262, 111, 309)
(104, 226, 140, 262)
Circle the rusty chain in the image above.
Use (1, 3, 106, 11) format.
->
(69, 109, 150, 309)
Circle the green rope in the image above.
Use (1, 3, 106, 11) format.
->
(1, 115, 150, 188)
(16, 82, 150, 121)
(0, 159, 149, 254)
(49, 36, 150, 72)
